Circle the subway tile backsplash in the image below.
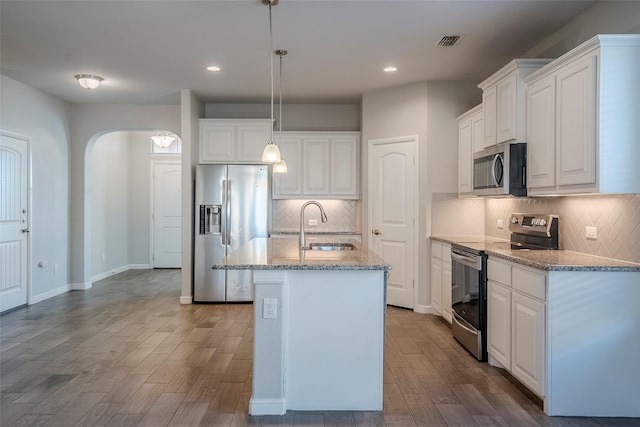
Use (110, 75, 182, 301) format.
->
(272, 199, 361, 233)
(485, 194, 640, 264)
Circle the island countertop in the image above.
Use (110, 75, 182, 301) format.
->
(213, 237, 390, 271)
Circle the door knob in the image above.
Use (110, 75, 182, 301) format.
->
(372, 229, 381, 235)
(21, 228, 30, 233)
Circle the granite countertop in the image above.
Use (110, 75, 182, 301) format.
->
(213, 237, 390, 271)
(431, 235, 640, 272)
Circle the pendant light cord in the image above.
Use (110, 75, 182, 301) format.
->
(269, 2, 274, 144)
(279, 53, 283, 141)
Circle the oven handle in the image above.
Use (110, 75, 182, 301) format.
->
(453, 312, 478, 335)
(451, 251, 481, 270)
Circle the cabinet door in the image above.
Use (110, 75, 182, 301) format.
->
(273, 136, 302, 198)
(442, 260, 452, 323)
(431, 257, 443, 315)
(512, 292, 545, 396)
(458, 118, 473, 195)
(482, 85, 497, 148)
(496, 72, 517, 143)
(331, 137, 359, 197)
(471, 111, 484, 154)
(555, 54, 597, 187)
(488, 281, 511, 369)
(303, 138, 330, 196)
(236, 123, 271, 162)
(527, 75, 557, 189)
(200, 124, 235, 162)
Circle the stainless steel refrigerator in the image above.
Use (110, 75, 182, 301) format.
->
(193, 164, 269, 302)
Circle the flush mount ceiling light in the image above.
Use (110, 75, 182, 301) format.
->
(206, 66, 221, 72)
(273, 49, 288, 174)
(151, 131, 176, 148)
(75, 74, 103, 89)
(261, 0, 282, 164)
(383, 67, 398, 72)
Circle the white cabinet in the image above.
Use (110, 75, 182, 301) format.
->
(478, 59, 551, 147)
(199, 119, 272, 163)
(526, 34, 640, 195)
(487, 281, 511, 369)
(457, 105, 482, 197)
(430, 241, 452, 323)
(487, 256, 546, 397)
(273, 132, 360, 199)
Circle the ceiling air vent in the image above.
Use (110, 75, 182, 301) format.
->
(435, 35, 463, 47)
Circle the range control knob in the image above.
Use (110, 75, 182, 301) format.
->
(539, 219, 547, 227)
(510, 217, 519, 224)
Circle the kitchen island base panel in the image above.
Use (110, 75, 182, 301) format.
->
(250, 269, 385, 415)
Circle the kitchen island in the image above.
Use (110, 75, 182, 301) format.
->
(213, 237, 390, 416)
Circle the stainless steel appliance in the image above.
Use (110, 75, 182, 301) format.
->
(193, 164, 269, 302)
(451, 213, 559, 361)
(473, 142, 526, 197)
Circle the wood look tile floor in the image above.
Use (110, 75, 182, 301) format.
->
(1, 270, 638, 426)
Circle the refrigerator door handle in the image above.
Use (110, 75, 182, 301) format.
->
(221, 180, 228, 245)
(225, 179, 231, 245)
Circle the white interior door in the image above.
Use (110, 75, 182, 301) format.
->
(0, 132, 29, 312)
(152, 162, 182, 268)
(369, 136, 416, 309)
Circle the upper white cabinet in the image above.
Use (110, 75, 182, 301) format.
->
(457, 105, 482, 197)
(478, 59, 552, 148)
(199, 119, 272, 163)
(273, 132, 360, 199)
(526, 35, 640, 195)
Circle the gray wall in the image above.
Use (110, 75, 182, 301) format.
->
(0, 75, 71, 301)
(361, 81, 479, 311)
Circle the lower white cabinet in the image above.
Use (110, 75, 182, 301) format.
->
(511, 292, 545, 395)
(430, 241, 452, 323)
(487, 256, 546, 397)
(487, 281, 511, 368)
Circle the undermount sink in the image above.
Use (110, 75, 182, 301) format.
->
(306, 242, 356, 251)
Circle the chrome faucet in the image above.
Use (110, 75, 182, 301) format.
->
(299, 201, 328, 249)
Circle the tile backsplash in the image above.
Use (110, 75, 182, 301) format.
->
(485, 194, 640, 264)
(272, 199, 361, 233)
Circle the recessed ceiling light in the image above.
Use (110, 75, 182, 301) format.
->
(207, 66, 221, 72)
(383, 67, 397, 73)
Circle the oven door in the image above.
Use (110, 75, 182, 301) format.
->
(451, 248, 487, 361)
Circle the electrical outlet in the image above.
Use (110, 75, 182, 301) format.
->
(586, 226, 598, 240)
(309, 219, 318, 226)
(263, 298, 277, 319)
(497, 219, 504, 229)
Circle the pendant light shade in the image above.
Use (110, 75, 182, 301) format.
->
(261, 142, 281, 163)
(273, 48, 288, 174)
(261, 0, 281, 164)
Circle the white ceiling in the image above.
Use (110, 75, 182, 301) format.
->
(1, 0, 599, 105)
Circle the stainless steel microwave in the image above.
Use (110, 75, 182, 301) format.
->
(473, 142, 526, 197)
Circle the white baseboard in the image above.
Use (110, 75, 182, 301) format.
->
(70, 282, 92, 291)
(129, 264, 151, 270)
(249, 398, 286, 416)
(414, 304, 434, 314)
(179, 295, 192, 304)
(91, 265, 129, 283)
(30, 284, 71, 304)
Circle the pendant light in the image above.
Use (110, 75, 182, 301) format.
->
(273, 49, 288, 174)
(261, 0, 281, 163)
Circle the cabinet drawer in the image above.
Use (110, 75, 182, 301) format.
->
(488, 259, 511, 286)
(512, 267, 546, 301)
